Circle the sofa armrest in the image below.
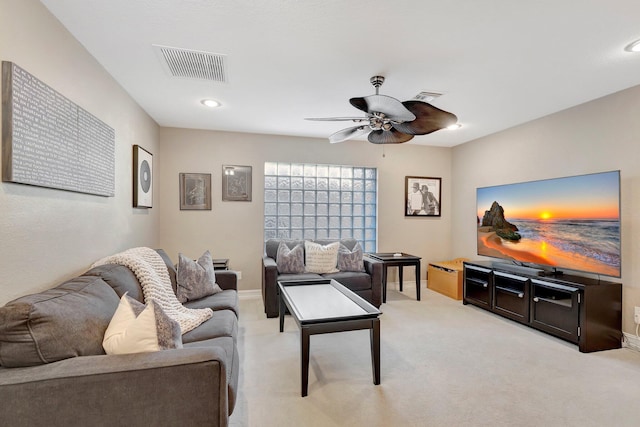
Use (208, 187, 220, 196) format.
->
(262, 256, 279, 318)
(0, 348, 230, 427)
(364, 256, 384, 308)
(216, 270, 238, 291)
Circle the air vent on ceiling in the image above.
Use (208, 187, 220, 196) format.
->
(413, 91, 443, 102)
(153, 44, 227, 82)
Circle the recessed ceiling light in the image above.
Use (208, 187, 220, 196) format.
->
(447, 123, 462, 130)
(624, 39, 640, 52)
(201, 99, 221, 108)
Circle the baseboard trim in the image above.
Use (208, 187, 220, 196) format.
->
(238, 289, 261, 300)
(622, 332, 640, 352)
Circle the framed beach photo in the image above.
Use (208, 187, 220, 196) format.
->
(179, 173, 212, 210)
(405, 176, 441, 217)
(222, 165, 252, 201)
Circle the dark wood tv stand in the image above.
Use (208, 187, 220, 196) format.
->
(463, 261, 622, 353)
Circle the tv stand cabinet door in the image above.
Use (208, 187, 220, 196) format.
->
(530, 280, 579, 344)
(493, 272, 530, 324)
(463, 265, 492, 308)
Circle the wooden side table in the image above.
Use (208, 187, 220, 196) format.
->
(368, 253, 422, 302)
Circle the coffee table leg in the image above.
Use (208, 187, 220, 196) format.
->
(279, 288, 285, 333)
(301, 327, 310, 397)
(416, 262, 421, 301)
(382, 265, 388, 303)
(371, 318, 380, 385)
(399, 265, 404, 291)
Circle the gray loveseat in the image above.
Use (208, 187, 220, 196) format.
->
(0, 249, 239, 427)
(262, 238, 383, 318)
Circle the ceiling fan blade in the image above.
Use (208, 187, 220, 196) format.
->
(350, 95, 416, 122)
(329, 125, 371, 144)
(367, 128, 414, 144)
(305, 117, 369, 122)
(392, 101, 458, 135)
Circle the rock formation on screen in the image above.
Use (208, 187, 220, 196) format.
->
(481, 201, 521, 241)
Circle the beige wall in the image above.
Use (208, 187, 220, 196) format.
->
(0, 0, 160, 304)
(451, 84, 640, 334)
(158, 128, 453, 291)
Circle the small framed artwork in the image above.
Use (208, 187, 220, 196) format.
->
(179, 173, 212, 210)
(133, 145, 153, 208)
(405, 176, 441, 217)
(222, 165, 252, 201)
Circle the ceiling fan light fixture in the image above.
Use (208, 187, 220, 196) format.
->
(201, 98, 221, 108)
(624, 39, 640, 52)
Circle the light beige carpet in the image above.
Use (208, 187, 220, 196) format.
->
(230, 284, 640, 427)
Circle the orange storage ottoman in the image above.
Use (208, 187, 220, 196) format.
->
(427, 258, 468, 300)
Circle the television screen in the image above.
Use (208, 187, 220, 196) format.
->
(476, 171, 621, 277)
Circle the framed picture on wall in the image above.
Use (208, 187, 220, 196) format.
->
(179, 173, 212, 210)
(222, 165, 252, 201)
(133, 145, 153, 208)
(405, 176, 441, 217)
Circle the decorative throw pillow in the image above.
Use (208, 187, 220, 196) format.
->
(102, 293, 182, 355)
(337, 242, 366, 272)
(176, 250, 222, 303)
(276, 241, 305, 274)
(305, 241, 339, 274)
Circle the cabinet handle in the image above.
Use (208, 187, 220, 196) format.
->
(496, 286, 524, 298)
(533, 297, 540, 303)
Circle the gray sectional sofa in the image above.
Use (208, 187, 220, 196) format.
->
(0, 249, 239, 427)
(262, 238, 383, 318)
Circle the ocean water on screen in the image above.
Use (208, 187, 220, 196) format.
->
(510, 219, 621, 269)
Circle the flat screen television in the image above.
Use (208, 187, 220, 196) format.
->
(476, 170, 621, 277)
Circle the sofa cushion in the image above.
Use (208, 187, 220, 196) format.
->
(176, 251, 222, 303)
(83, 263, 144, 302)
(337, 242, 365, 272)
(103, 294, 182, 355)
(315, 238, 359, 251)
(276, 242, 305, 274)
(304, 241, 339, 274)
(323, 271, 372, 291)
(184, 289, 239, 317)
(182, 309, 238, 344)
(0, 276, 120, 367)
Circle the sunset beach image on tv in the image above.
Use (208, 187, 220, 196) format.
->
(476, 171, 621, 277)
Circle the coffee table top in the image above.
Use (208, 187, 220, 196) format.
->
(278, 279, 381, 324)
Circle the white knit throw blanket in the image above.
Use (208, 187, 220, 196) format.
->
(92, 247, 213, 334)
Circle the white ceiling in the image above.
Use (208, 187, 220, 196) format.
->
(40, 0, 640, 147)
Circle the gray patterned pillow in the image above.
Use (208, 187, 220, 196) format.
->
(176, 250, 222, 303)
(276, 241, 305, 274)
(337, 242, 365, 272)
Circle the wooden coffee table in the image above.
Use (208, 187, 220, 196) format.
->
(278, 279, 382, 397)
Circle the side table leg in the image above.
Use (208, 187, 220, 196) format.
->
(301, 327, 310, 397)
(416, 262, 421, 301)
(370, 318, 381, 385)
(399, 265, 404, 292)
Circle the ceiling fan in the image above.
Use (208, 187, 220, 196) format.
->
(306, 76, 458, 144)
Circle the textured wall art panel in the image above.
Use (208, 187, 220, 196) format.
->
(2, 61, 115, 196)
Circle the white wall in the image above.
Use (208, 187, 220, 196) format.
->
(0, 0, 160, 304)
(158, 128, 453, 291)
(452, 84, 640, 333)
